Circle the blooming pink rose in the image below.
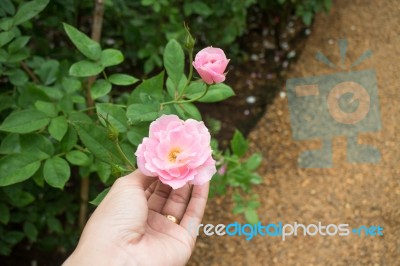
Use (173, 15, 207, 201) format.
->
(193, 47, 230, 84)
(135, 115, 216, 189)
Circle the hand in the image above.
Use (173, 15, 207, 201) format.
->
(64, 170, 209, 266)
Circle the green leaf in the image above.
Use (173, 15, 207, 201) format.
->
(0, 18, 13, 31)
(0, 204, 10, 224)
(126, 124, 149, 146)
(48, 116, 68, 141)
(69, 60, 104, 77)
(96, 161, 111, 184)
(164, 39, 184, 88)
(126, 103, 159, 124)
(91, 79, 112, 99)
(166, 75, 187, 98)
(0, 49, 8, 62)
(34, 100, 58, 117)
(8, 68, 28, 86)
(46, 217, 62, 233)
(23, 222, 38, 242)
(96, 103, 128, 132)
(60, 125, 77, 152)
(183, 1, 212, 16)
(0, 133, 20, 154)
(8, 36, 30, 54)
(20, 134, 54, 156)
(0, 31, 15, 47)
(36, 59, 59, 85)
(62, 77, 81, 93)
(63, 23, 101, 60)
(34, 84, 63, 100)
(32, 168, 44, 187)
(0, 0, 15, 16)
(302, 12, 313, 26)
(100, 49, 124, 67)
(187, 83, 235, 103)
(174, 103, 201, 121)
(108, 74, 139, 86)
(90, 187, 110, 206)
(230, 130, 248, 157)
(128, 71, 164, 104)
(2, 231, 24, 245)
(13, 0, 49, 26)
(232, 205, 245, 214)
(245, 153, 262, 171)
(73, 123, 122, 164)
(10, 193, 35, 207)
(244, 208, 259, 224)
(0, 153, 45, 186)
(66, 150, 90, 166)
(0, 109, 50, 134)
(7, 47, 29, 63)
(43, 157, 70, 189)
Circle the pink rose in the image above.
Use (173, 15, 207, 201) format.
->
(192, 47, 230, 84)
(135, 115, 216, 189)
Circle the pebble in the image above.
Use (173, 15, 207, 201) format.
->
(287, 50, 296, 59)
(280, 91, 286, 98)
(263, 40, 275, 49)
(250, 54, 259, 61)
(246, 96, 257, 104)
(244, 110, 250, 115)
(282, 61, 289, 68)
(328, 39, 334, 45)
(305, 28, 311, 35)
(281, 42, 289, 50)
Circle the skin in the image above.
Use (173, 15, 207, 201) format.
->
(64, 170, 209, 266)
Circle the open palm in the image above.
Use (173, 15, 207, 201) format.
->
(65, 170, 209, 266)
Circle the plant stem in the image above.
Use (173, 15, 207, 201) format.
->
(79, 0, 104, 231)
(178, 49, 194, 100)
(162, 84, 209, 107)
(114, 137, 136, 171)
(20, 61, 39, 83)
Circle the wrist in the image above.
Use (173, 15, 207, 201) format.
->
(64, 237, 138, 266)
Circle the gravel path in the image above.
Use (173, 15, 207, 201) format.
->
(189, 0, 399, 265)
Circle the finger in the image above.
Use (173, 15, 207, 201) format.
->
(180, 182, 209, 237)
(145, 180, 158, 199)
(161, 184, 192, 222)
(147, 181, 172, 213)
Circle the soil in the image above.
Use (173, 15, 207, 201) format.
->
(189, 0, 400, 265)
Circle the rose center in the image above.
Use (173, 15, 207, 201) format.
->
(168, 148, 181, 163)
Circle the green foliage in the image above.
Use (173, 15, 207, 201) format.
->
(0, 0, 333, 257)
(259, 0, 332, 26)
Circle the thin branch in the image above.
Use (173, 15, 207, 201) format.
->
(79, 0, 105, 231)
(20, 61, 39, 83)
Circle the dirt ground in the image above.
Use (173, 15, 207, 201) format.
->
(189, 0, 400, 265)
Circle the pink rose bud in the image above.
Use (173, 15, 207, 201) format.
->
(135, 115, 216, 189)
(192, 47, 230, 84)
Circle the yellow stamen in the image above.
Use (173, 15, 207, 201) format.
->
(168, 148, 181, 163)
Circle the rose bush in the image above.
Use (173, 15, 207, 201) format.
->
(193, 47, 230, 84)
(135, 115, 216, 189)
